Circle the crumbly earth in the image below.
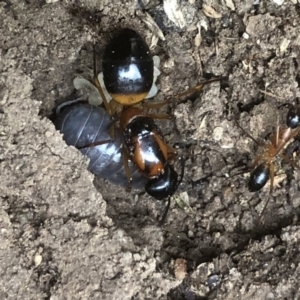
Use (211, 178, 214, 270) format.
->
(1, 0, 300, 299)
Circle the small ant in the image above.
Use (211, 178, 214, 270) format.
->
(237, 105, 300, 221)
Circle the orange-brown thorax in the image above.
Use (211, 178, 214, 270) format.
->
(252, 126, 300, 167)
(269, 127, 300, 157)
(121, 107, 169, 178)
(120, 106, 145, 129)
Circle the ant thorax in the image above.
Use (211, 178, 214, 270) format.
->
(269, 127, 298, 157)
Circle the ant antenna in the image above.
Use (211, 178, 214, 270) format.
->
(235, 119, 262, 146)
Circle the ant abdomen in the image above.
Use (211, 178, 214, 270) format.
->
(102, 28, 154, 106)
(286, 105, 300, 129)
(145, 164, 179, 200)
(248, 163, 270, 192)
(55, 102, 146, 189)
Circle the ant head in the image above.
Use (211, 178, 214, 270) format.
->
(286, 106, 300, 129)
(248, 163, 270, 192)
(145, 164, 179, 200)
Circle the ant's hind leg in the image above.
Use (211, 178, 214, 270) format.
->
(145, 113, 171, 120)
(143, 78, 222, 110)
(235, 120, 262, 146)
(173, 78, 221, 100)
(280, 153, 299, 169)
(228, 153, 264, 181)
(78, 139, 112, 149)
(142, 99, 170, 110)
(166, 144, 177, 161)
(122, 146, 133, 192)
(158, 198, 171, 226)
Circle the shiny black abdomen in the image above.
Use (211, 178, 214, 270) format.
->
(248, 163, 270, 192)
(102, 28, 154, 96)
(55, 103, 146, 188)
(286, 105, 300, 129)
(145, 164, 179, 200)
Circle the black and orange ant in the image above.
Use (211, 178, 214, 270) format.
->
(237, 105, 300, 220)
(56, 28, 220, 203)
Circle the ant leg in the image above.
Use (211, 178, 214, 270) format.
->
(166, 144, 177, 161)
(92, 44, 113, 115)
(143, 78, 222, 110)
(275, 119, 280, 147)
(235, 120, 262, 146)
(106, 119, 119, 140)
(289, 127, 300, 139)
(145, 113, 171, 120)
(249, 153, 265, 169)
(158, 156, 186, 226)
(279, 153, 298, 168)
(142, 99, 170, 110)
(158, 197, 171, 226)
(177, 155, 186, 186)
(122, 146, 133, 192)
(173, 78, 221, 99)
(221, 165, 250, 189)
(227, 154, 265, 185)
(256, 163, 275, 225)
(78, 139, 112, 149)
(228, 167, 250, 178)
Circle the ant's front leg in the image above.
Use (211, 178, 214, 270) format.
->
(122, 146, 133, 192)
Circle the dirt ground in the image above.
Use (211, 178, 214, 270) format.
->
(2, 0, 300, 299)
